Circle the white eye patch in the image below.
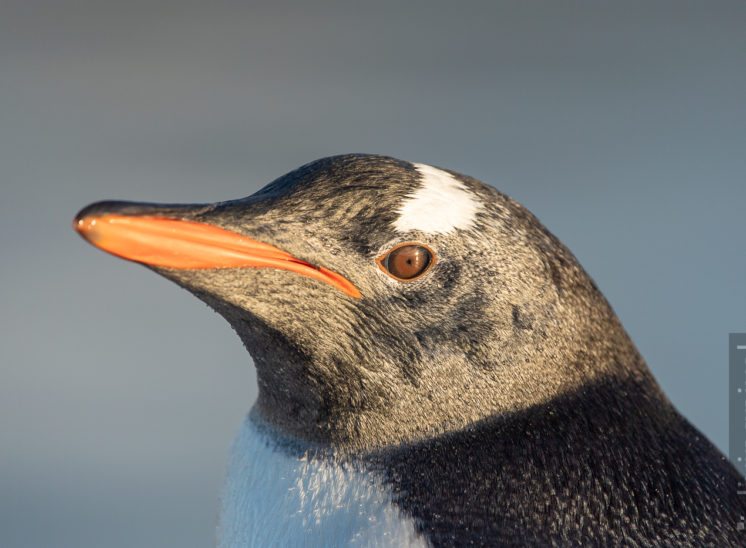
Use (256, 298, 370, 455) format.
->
(394, 163, 481, 234)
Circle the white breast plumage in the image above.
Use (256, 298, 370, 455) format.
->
(218, 412, 426, 547)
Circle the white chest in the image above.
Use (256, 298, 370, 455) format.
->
(217, 413, 426, 547)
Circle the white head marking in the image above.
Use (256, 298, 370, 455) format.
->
(394, 163, 481, 234)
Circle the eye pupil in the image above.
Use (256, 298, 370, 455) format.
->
(378, 244, 434, 281)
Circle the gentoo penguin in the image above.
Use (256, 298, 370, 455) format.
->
(75, 155, 745, 546)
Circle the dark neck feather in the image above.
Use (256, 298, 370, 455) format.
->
(370, 375, 745, 546)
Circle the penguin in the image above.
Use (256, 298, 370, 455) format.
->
(74, 154, 746, 546)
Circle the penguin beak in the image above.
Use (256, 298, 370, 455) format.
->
(73, 209, 361, 299)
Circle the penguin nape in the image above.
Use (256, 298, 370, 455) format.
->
(74, 154, 745, 547)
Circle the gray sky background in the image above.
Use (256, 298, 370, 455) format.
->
(2, 2, 745, 547)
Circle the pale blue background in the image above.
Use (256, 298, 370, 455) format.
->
(2, 2, 745, 546)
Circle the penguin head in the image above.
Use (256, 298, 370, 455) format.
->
(75, 154, 643, 449)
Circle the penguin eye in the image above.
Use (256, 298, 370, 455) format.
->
(377, 243, 436, 282)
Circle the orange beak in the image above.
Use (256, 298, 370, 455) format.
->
(74, 213, 361, 299)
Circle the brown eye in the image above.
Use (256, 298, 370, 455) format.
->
(377, 243, 436, 282)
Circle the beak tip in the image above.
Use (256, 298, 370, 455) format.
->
(73, 202, 107, 239)
(73, 213, 104, 247)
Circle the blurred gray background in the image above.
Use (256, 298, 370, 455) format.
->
(2, 1, 745, 546)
